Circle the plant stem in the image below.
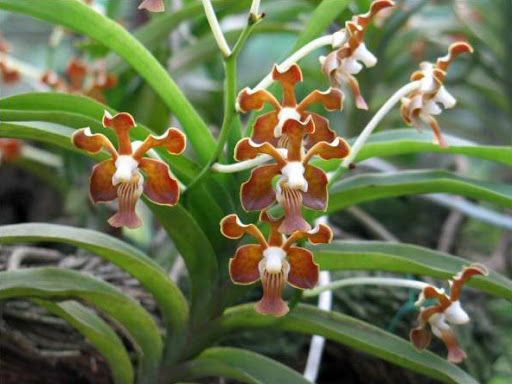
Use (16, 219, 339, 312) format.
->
(185, 18, 260, 192)
(304, 277, 429, 298)
(253, 34, 337, 90)
(249, 0, 260, 16)
(201, 0, 231, 57)
(328, 80, 420, 186)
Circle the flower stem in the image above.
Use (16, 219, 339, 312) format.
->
(185, 14, 261, 193)
(328, 80, 420, 186)
(304, 277, 429, 298)
(201, 0, 231, 57)
(253, 34, 336, 90)
(249, 0, 261, 16)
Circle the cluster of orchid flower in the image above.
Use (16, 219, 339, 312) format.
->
(68, 0, 481, 364)
(41, 57, 117, 103)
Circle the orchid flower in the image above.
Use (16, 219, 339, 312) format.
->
(221, 211, 332, 317)
(0, 139, 22, 164)
(320, 0, 395, 109)
(138, 0, 165, 12)
(400, 42, 473, 148)
(410, 264, 488, 363)
(72, 111, 186, 229)
(237, 63, 344, 151)
(0, 35, 20, 84)
(235, 118, 350, 234)
(41, 58, 117, 103)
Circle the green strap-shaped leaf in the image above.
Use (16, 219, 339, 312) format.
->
(0, 223, 189, 341)
(178, 347, 310, 384)
(0, 0, 215, 164)
(317, 129, 512, 171)
(0, 93, 199, 181)
(328, 169, 512, 212)
(147, 201, 219, 324)
(33, 299, 133, 384)
(312, 241, 512, 301)
(0, 268, 162, 383)
(215, 304, 479, 384)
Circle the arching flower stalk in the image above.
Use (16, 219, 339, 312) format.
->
(400, 42, 473, 148)
(41, 58, 117, 103)
(138, 0, 165, 12)
(237, 63, 344, 151)
(235, 118, 350, 234)
(410, 264, 488, 363)
(320, 0, 395, 110)
(72, 111, 186, 229)
(221, 211, 332, 317)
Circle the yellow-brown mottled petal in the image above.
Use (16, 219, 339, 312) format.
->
(436, 42, 473, 72)
(303, 113, 336, 150)
(297, 88, 344, 112)
(220, 214, 268, 247)
(302, 165, 328, 211)
(259, 210, 284, 247)
(287, 247, 319, 289)
(234, 138, 286, 166)
(241, 164, 280, 211)
(229, 244, 263, 285)
(237, 88, 280, 113)
(303, 137, 351, 164)
(102, 111, 136, 155)
(450, 264, 487, 301)
(139, 158, 179, 205)
(90, 159, 117, 203)
(133, 128, 186, 161)
(72, 128, 117, 158)
(272, 64, 302, 107)
(410, 327, 432, 350)
(251, 111, 279, 145)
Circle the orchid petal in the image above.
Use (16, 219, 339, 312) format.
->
(302, 165, 328, 211)
(237, 88, 280, 113)
(235, 138, 286, 166)
(229, 244, 263, 285)
(133, 128, 186, 161)
(272, 63, 302, 107)
(240, 164, 280, 211)
(72, 128, 117, 158)
(251, 111, 279, 146)
(259, 211, 285, 247)
(287, 247, 319, 289)
(139, 158, 179, 205)
(90, 159, 117, 203)
(303, 113, 337, 150)
(449, 264, 487, 301)
(297, 88, 344, 112)
(303, 137, 350, 164)
(410, 328, 432, 350)
(256, 259, 289, 317)
(102, 111, 136, 155)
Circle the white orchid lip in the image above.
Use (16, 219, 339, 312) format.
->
(353, 43, 377, 67)
(444, 301, 470, 325)
(113, 155, 139, 185)
(262, 246, 286, 273)
(275, 107, 302, 137)
(281, 161, 308, 192)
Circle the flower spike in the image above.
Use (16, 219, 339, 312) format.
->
(401, 42, 473, 148)
(73, 111, 186, 229)
(221, 212, 332, 317)
(237, 63, 343, 150)
(235, 118, 350, 234)
(410, 264, 488, 363)
(320, 0, 394, 109)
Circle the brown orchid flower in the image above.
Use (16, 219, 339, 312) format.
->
(237, 63, 344, 151)
(221, 211, 332, 317)
(410, 264, 488, 363)
(400, 42, 473, 148)
(72, 111, 186, 229)
(41, 58, 117, 103)
(235, 118, 350, 234)
(320, 0, 395, 109)
(0, 35, 20, 84)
